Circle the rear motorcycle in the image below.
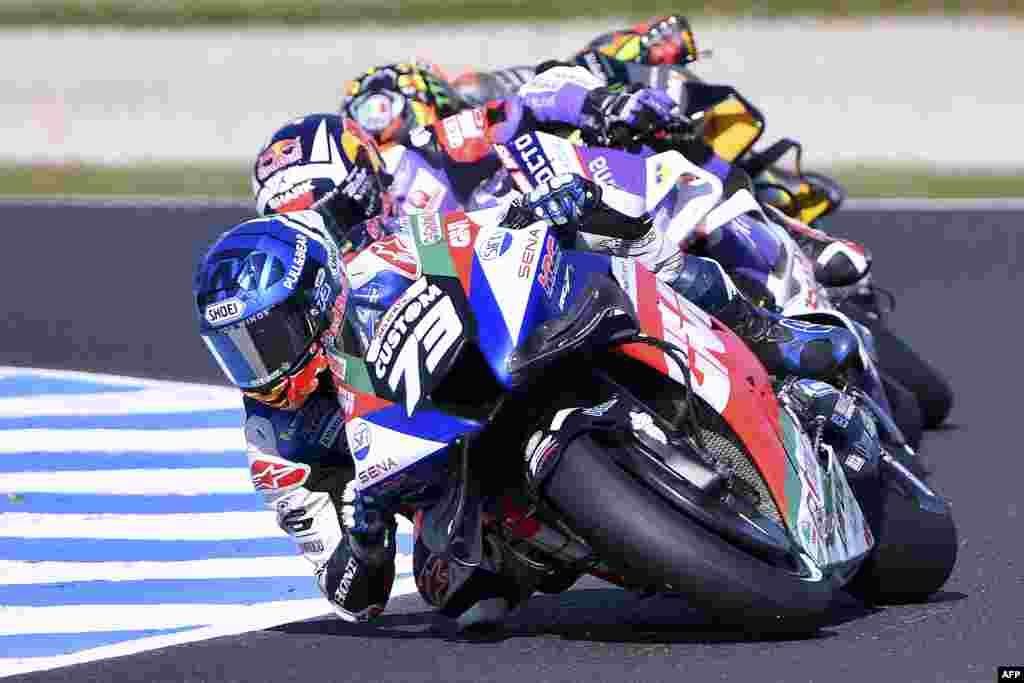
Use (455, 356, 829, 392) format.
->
(335, 153, 957, 627)
(743, 137, 955, 430)
(472, 122, 926, 450)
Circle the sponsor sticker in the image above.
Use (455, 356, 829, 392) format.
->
(443, 115, 464, 149)
(356, 456, 401, 486)
(417, 214, 443, 246)
(283, 233, 309, 290)
(347, 420, 372, 461)
(403, 168, 448, 215)
(319, 410, 345, 448)
(364, 277, 464, 415)
(537, 235, 562, 298)
(410, 126, 432, 148)
(337, 386, 356, 419)
(477, 231, 513, 261)
(256, 137, 303, 182)
(587, 155, 617, 187)
(446, 218, 472, 248)
(204, 297, 245, 326)
(267, 180, 314, 212)
(250, 458, 310, 491)
(369, 235, 420, 279)
(518, 228, 543, 279)
(558, 264, 574, 311)
(832, 393, 856, 428)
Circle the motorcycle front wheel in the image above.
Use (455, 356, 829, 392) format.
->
(543, 433, 836, 631)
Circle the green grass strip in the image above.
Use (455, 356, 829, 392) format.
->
(3, 0, 1021, 27)
(1, 162, 1020, 199)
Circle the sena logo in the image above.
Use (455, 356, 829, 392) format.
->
(250, 459, 310, 491)
(204, 298, 245, 326)
(518, 228, 543, 279)
(365, 278, 464, 415)
(357, 457, 401, 486)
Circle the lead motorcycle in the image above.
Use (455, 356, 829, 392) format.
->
(334, 144, 957, 627)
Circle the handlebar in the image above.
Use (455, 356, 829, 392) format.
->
(605, 112, 697, 151)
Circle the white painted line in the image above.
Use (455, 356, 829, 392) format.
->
(0, 428, 244, 454)
(0, 506, 417, 539)
(0, 576, 420, 677)
(0, 389, 241, 419)
(0, 556, 309, 583)
(0, 196, 251, 210)
(0, 467, 252, 495)
(0, 366, 235, 392)
(0, 554, 413, 585)
(0, 510, 282, 539)
(0, 366, 240, 417)
(0, 598, 325, 636)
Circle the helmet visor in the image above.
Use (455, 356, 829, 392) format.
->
(347, 90, 407, 138)
(201, 299, 318, 390)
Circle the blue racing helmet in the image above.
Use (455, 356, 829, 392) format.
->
(194, 210, 348, 391)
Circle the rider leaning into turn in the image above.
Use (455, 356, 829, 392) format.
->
(206, 78, 862, 628)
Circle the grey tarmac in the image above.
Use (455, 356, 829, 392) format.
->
(2, 205, 1021, 683)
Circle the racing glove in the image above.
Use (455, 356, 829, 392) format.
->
(341, 479, 393, 565)
(518, 173, 603, 227)
(508, 174, 661, 260)
(580, 85, 677, 146)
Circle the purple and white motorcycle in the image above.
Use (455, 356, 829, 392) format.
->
(477, 123, 926, 454)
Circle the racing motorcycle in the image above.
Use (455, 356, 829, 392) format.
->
(742, 137, 955, 431)
(335, 145, 957, 627)
(458, 119, 926, 451)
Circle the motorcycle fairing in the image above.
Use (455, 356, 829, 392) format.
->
(777, 406, 874, 568)
(611, 257, 872, 568)
(495, 130, 648, 198)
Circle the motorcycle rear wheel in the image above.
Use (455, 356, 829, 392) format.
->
(543, 434, 835, 631)
(844, 477, 958, 604)
(839, 298, 954, 429)
(872, 325, 954, 429)
(881, 372, 923, 451)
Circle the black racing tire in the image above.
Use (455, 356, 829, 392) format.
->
(881, 372, 923, 451)
(543, 435, 836, 630)
(844, 478, 958, 605)
(871, 325, 954, 429)
(838, 298, 954, 429)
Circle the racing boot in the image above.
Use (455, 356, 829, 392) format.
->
(717, 292, 859, 381)
(665, 254, 859, 381)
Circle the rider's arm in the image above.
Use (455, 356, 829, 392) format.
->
(508, 173, 678, 272)
(243, 397, 397, 622)
(487, 65, 675, 147)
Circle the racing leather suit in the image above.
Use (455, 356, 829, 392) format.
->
(243, 376, 398, 623)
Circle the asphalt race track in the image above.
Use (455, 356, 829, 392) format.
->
(3, 203, 1022, 683)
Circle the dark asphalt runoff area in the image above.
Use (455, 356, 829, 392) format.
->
(2, 203, 1022, 683)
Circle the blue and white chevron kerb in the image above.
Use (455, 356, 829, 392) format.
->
(0, 367, 415, 678)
